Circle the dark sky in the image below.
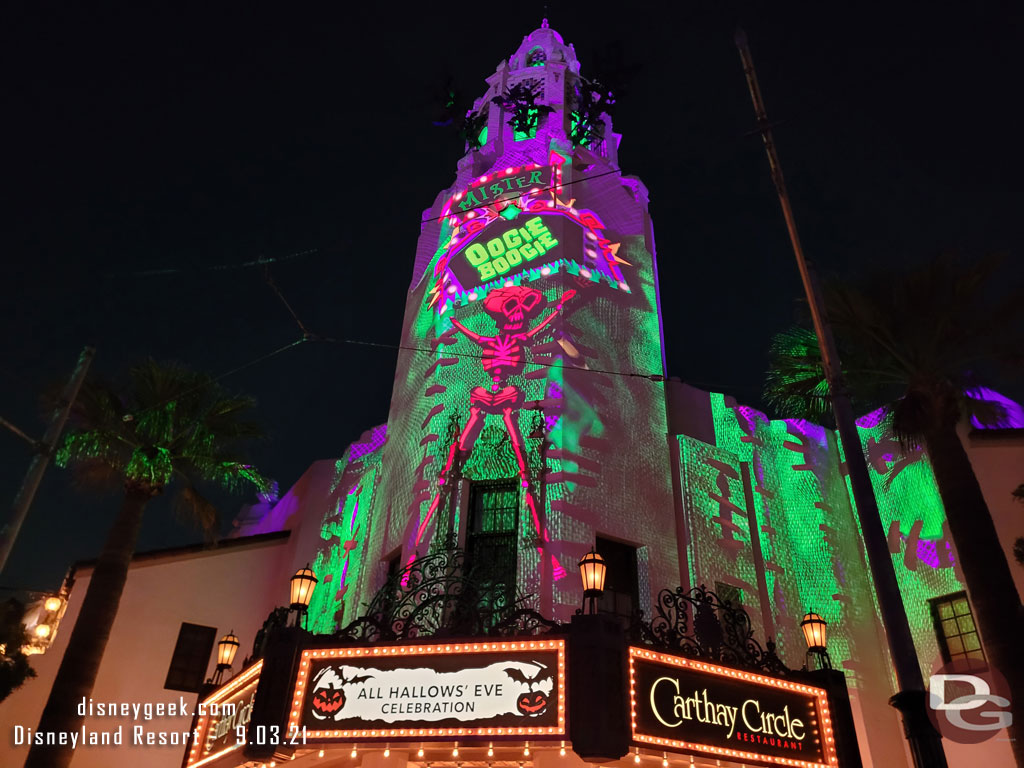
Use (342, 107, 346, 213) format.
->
(3, 4, 1021, 591)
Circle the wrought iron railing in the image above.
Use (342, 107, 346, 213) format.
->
(629, 584, 790, 676)
(332, 547, 561, 643)
(244, 554, 787, 680)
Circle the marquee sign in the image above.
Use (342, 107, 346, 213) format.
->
(288, 639, 566, 740)
(450, 167, 552, 212)
(427, 153, 632, 312)
(185, 661, 262, 768)
(629, 647, 837, 768)
(449, 215, 576, 286)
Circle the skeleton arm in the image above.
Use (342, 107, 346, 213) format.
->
(449, 317, 484, 343)
(525, 289, 576, 338)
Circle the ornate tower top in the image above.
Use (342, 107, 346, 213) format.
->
(453, 22, 620, 185)
(506, 19, 581, 74)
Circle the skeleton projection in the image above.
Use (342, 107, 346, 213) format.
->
(415, 285, 575, 576)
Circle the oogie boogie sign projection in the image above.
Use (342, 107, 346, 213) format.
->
(288, 640, 565, 740)
(629, 648, 837, 768)
(450, 216, 572, 284)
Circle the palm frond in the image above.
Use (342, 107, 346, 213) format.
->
(58, 359, 270, 525)
(763, 327, 833, 422)
(765, 253, 1023, 432)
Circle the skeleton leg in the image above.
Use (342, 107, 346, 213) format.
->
(414, 407, 485, 551)
(503, 407, 565, 580)
(458, 406, 486, 452)
(501, 407, 530, 485)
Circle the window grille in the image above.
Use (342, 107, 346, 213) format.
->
(466, 481, 519, 606)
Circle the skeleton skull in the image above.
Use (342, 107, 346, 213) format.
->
(482, 285, 544, 331)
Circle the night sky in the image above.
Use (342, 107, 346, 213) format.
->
(3, 4, 1020, 591)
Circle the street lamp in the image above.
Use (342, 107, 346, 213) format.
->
(579, 548, 607, 614)
(290, 565, 318, 627)
(212, 631, 240, 684)
(801, 610, 831, 670)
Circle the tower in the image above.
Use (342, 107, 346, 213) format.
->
(363, 21, 678, 621)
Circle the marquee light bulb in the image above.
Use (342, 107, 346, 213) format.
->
(635, 753, 641, 764)
(560, 748, 566, 757)
(384, 749, 390, 757)
(351, 749, 358, 758)
(318, 750, 324, 758)
(418, 749, 424, 757)
(452, 748, 459, 757)
(488, 746, 494, 757)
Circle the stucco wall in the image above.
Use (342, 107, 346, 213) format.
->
(1, 535, 290, 767)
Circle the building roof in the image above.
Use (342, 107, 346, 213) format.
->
(70, 529, 290, 572)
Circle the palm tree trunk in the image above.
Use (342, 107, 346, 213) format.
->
(925, 424, 1024, 765)
(26, 486, 152, 768)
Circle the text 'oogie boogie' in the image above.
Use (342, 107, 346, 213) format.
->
(462, 217, 559, 281)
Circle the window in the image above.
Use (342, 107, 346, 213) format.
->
(465, 481, 519, 605)
(513, 108, 541, 142)
(715, 582, 744, 608)
(930, 592, 986, 669)
(596, 536, 639, 622)
(385, 549, 402, 581)
(164, 622, 216, 693)
(526, 47, 546, 67)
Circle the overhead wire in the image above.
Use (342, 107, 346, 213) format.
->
(98, 165, 759, 418)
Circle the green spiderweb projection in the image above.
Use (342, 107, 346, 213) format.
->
(306, 464, 379, 634)
(839, 417, 963, 670)
(692, 394, 962, 681)
(703, 395, 872, 673)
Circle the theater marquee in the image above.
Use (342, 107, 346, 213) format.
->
(289, 639, 566, 740)
(629, 647, 838, 768)
(185, 661, 263, 768)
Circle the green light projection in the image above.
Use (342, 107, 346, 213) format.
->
(841, 416, 963, 670)
(679, 394, 963, 683)
(306, 447, 382, 634)
(701, 396, 873, 675)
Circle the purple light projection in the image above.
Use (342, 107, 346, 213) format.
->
(349, 424, 388, 460)
(967, 387, 1024, 429)
(855, 407, 887, 429)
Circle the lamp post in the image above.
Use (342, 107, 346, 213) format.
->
(801, 611, 832, 670)
(579, 548, 607, 615)
(735, 31, 947, 767)
(212, 631, 240, 685)
(290, 565, 318, 629)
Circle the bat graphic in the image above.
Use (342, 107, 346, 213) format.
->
(505, 662, 553, 717)
(310, 667, 374, 719)
(503, 662, 550, 690)
(339, 671, 375, 685)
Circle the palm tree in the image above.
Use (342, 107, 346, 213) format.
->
(27, 360, 268, 768)
(764, 253, 1024, 763)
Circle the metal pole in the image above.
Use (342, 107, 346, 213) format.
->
(734, 30, 947, 766)
(0, 346, 96, 575)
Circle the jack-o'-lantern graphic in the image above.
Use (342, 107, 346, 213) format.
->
(312, 686, 345, 716)
(517, 690, 549, 716)
(309, 667, 374, 721)
(504, 662, 553, 717)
